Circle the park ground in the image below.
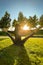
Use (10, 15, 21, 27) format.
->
(0, 37, 43, 65)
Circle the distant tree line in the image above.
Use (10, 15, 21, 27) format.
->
(0, 11, 43, 35)
(0, 11, 43, 31)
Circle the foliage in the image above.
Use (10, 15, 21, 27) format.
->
(18, 12, 24, 22)
(0, 11, 43, 30)
(12, 19, 18, 27)
(39, 15, 43, 27)
(0, 11, 43, 37)
(29, 15, 38, 27)
(0, 11, 11, 29)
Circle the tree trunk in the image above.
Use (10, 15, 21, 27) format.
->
(5, 32, 15, 43)
(5, 32, 22, 46)
(5, 31, 34, 46)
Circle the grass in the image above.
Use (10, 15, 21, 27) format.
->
(0, 37, 43, 65)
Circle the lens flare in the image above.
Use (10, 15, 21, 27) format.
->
(23, 24, 30, 30)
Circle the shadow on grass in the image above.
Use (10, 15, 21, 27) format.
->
(0, 38, 8, 41)
(0, 44, 31, 65)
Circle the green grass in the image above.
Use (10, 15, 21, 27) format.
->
(0, 37, 43, 65)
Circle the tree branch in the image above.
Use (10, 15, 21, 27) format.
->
(5, 32, 15, 43)
(22, 32, 34, 44)
(21, 26, 41, 45)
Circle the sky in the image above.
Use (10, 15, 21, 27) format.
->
(0, 0, 43, 21)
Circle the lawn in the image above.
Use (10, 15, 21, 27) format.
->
(0, 37, 43, 65)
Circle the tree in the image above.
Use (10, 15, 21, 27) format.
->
(39, 15, 43, 27)
(29, 15, 38, 27)
(0, 12, 41, 65)
(12, 12, 29, 43)
(0, 12, 41, 46)
(18, 12, 24, 22)
(0, 11, 11, 31)
(8, 13, 40, 46)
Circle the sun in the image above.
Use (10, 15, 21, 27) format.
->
(23, 24, 30, 30)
